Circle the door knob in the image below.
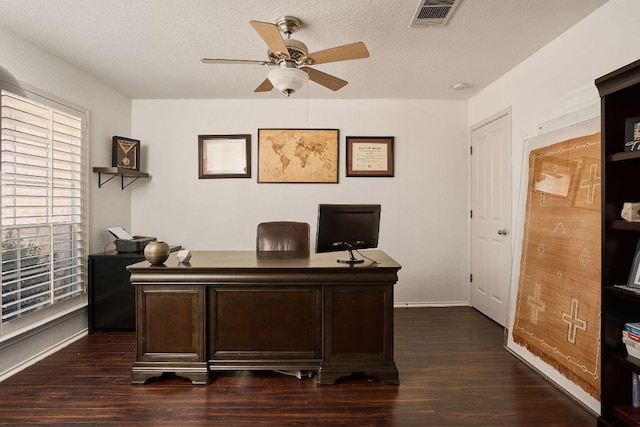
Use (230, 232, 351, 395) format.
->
(498, 229, 509, 236)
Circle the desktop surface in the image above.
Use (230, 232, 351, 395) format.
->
(127, 249, 399, 271)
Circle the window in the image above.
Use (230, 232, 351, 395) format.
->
(1, 89, 87, 335)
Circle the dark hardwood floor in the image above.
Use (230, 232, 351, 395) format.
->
(0, 307, 596, 426)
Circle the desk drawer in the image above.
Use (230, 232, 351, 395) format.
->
(209, 287, 322, 360)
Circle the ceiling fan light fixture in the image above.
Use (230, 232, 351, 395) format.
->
(268, 67, 308, 96)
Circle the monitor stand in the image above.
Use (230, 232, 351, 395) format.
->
(337, 249, 365, 264)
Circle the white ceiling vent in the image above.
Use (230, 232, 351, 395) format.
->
(410, 0, 462, 27)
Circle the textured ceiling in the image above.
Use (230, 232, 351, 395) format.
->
(0, 0, 608, 100)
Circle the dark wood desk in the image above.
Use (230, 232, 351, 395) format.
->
(127, 250, 401, 386)
(87, 246, 180, 334)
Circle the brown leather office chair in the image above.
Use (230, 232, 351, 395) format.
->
(256, 221, 313, 379)
(256, 221, 310, 256)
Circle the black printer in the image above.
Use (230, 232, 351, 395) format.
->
(115, 236, 155, 253)
(107, 227, 155, 253)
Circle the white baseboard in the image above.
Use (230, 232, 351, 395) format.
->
(394, 301, 470, 308)
(0, 329, 87, 382)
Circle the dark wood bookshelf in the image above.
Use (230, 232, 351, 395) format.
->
(597, 58, 640, 427)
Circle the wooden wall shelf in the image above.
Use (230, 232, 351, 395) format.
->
(92, 167, 149, 189)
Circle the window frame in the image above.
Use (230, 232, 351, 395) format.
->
(0, 82, 89, 338)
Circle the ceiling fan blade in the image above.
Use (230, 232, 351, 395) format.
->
(250, 20, 290, 56)
(307, 42, 369, 65)
(201, 58, 272, 66)
(305, 68, 348, 91)
(254, 78, 274, 93)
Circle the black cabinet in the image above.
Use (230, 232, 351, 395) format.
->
(88, 251, 145, 333)
(596, 59, 640, 427)
(88, 247, 180, 333)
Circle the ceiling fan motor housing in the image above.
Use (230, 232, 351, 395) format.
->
(275, 16, 302, 36)
(269, 39, 310, 66)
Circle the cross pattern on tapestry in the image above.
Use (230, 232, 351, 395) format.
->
(512, 132, 601, 399)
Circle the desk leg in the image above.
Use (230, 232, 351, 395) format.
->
(318, 362, 399, 385)
(131, 285, 210, 385)
(131, 366, 210, 385)
(319, 286, 399, 385)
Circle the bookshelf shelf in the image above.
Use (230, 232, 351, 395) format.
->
(615, 406, 640, 427)
(610, 150, 640, 162)
(611, 221, 640, 232)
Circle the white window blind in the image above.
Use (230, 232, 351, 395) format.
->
(1, 90, 86, 328)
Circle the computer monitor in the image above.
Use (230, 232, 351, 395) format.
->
(315, 204, 381, 264)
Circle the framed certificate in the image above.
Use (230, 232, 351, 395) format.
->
(112, 136, 140, 170)
(346, 136, 394, 177)
(198, 134, 251, 179)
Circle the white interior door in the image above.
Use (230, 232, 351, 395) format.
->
(470, 111, 512, 326)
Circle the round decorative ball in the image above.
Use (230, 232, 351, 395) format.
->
(144, 240, 170, 265)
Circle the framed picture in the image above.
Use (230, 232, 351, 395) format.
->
(198, 134, 251, 179)
(258, 129, 338, 183)
(346, 136, 394, 177)
(625, 116, 640, 152)
(629, 239, 640, 288)
(112, 136, 140, 170)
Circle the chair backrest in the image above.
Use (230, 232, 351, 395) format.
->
(256, 221, 310, 255)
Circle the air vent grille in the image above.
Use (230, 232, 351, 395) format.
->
(417, 6, 450, 20)
(410, 0, 462, 27)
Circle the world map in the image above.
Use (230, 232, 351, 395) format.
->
(258, 129, 338, 183)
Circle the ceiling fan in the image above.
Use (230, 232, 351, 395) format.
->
(201, 16, 370, 96)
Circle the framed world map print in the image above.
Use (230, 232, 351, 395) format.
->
(257, 129, 339, 183)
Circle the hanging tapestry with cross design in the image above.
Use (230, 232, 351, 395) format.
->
(512, 131, 601, 399)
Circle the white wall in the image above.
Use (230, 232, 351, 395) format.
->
(0, 27, 132, 377)
(468, 0, 640, 413)
(131, 98, 469, 305)
(0, 27, 134, 254)
(3, 0, 631, 395)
